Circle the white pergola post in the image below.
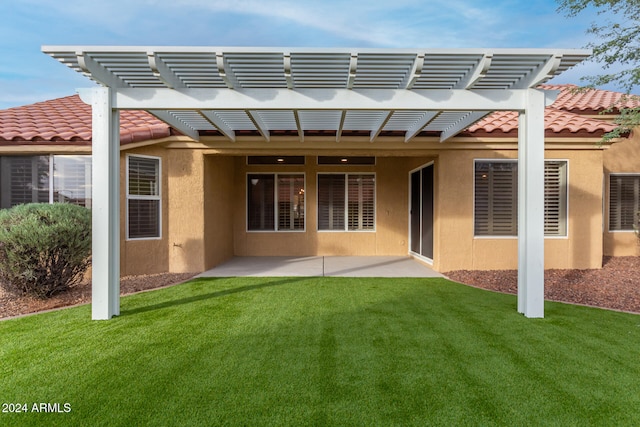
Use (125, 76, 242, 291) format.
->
(90, 87, 120, 320)
(517, 89, 546, 318)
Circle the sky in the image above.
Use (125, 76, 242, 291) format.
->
(0, 0, 627, 109)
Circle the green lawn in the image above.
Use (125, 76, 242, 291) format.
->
(2, 277, 640, 426)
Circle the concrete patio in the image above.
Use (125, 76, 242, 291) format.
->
(196, 256, 445, 278)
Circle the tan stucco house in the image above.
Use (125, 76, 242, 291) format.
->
(2, 83, 638, 273)
(1, 46, 638, 318)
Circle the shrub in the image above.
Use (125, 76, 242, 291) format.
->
(0, 203, 91, 298)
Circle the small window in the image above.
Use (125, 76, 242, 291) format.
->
(544, 161, 568, 236)
(247, 173, 305, 231)
(609, 174, 640, 231)
(318, 156, 375, 165)
(0, 155, 91, 209)
(247, 156, 305, 165)
(318, 173, 375, 231)
(53, 155, 92, 208)
(127, 155, 161, 239)
(474, 160, 568, 237)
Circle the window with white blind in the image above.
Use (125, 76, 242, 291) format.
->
(544, 161, 568, 236)
(318, 173, 375, 231)
(609, 174, 640, 231)
(127, 155, 161, 239)
(474, 160, 567, 237)
(0, 155, 91, 209)
(247, 173, 305, 231)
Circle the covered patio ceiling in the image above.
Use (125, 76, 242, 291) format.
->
(42, 47, 590, 143)
(40, 46, 591, 321)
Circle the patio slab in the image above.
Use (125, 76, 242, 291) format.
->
(196, 256, 445, 278)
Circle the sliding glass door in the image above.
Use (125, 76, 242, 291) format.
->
(409, 163, 434, 260)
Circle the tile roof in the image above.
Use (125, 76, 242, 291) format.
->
(539, 84, 640, 114)
(0, 95, 170, 145)
(467, 107, 617, 137)
(0, 84, 635, 144)
(466, 84, 637, 137)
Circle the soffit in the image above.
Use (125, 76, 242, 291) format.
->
(42, 46, 590, 143)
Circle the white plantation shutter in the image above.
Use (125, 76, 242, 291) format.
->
(544, 161, 567, 236)
(127, 156, 161, 239)
(475, 162, 517, 236)
(475, 160, 567, 237)
(318, 174, 375, 231)
(347, 174, 375, 230)
(318, 174, 345, 230)
(609, 175, 640, 231)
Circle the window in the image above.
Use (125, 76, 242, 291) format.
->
(544, 161, 568, 236)
(247, 174, 305, 231)
(318, 174, 375, 231)
(0, 155, 91, 209)
(474, 160, 567, 237)
(247, 156, 305, 165)
(127, 155, 161, 239)
(609, 174, 640, 231)
(317, 156, 375, 165)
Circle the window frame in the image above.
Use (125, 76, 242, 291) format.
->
(246, 172, 306, 233)
(317, 172, 376, 232)
(608, 173, 640, 232)
(473, 159, 569, 238)
(126, 154, 162, 241)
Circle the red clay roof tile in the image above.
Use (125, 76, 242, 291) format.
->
(0, 95, 170, 145)
(539, 84, 640, 114)
(468, 107, 617, 137)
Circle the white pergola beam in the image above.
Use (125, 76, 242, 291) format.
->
(293, 110, 304, 142)
(401, 53, 425, 89)
(337, 110, 347, 142)
(284, 52, 294, 89)
(347, 53, 357, 89)
(76, 52, 124, 88)
(216, 52, 235, 89)
(405, 111, 439, 142)
(148, 52, 185, 89)
(518, 88, 546, 318)
(454, 54, 493, 89)
(246, 111, 271, 142)
(90, 87, 120, 320)
(439, 111, 491, 142)
(148, 110, 200, 141)
(199, 110, 236, 142)
(513, 54, 563, 89)
(115, 88, 533, 111)
(370, 111, 394, 142)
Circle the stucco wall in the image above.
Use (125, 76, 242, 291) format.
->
(120, 146, 170, 276)
(435, 148, 604, 271)
(603, 130, 640, 256)
(203, 155, 235, 269)
(166, 149, 206, 273)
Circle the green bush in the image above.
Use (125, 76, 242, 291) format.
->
(0, 203, 91, 298)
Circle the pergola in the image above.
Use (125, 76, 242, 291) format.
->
(42, 46, 590, 320)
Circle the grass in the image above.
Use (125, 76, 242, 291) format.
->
(2, 277, 640, 426)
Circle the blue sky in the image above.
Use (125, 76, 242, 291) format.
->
(0, 0, 620, 109)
